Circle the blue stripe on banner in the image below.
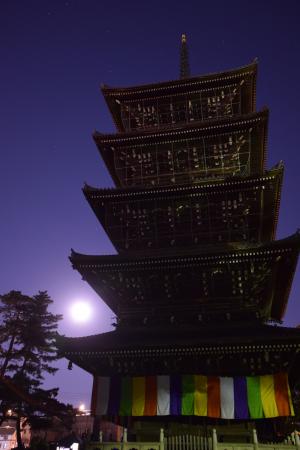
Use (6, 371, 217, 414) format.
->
(107, 376, 121, 415)
(170, 375, 181, 415)
(234, 377, 249, 419)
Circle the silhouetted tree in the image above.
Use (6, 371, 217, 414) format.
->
(0, 290, 72, 448)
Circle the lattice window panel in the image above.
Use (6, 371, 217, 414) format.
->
(103, 184, 271, 251)
(97, 261, 273, 313)
(113, 129, 251, 187)
(119, 83, 242, 131)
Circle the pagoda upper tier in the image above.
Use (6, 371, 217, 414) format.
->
(70, 232, 300, 326)
(101, 61, 257, 132)
(94, 109, 268, 188)
(83, 164, 283, 252)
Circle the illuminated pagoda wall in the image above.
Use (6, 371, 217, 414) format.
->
(59, 36, 300, 433)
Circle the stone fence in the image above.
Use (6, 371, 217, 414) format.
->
(86, 428, 300, 450)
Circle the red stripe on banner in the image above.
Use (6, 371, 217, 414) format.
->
(90, 376, 98, 415)
(207, 376, 220, 418)
(274, 373, 291, 416)
(144, 376, 157, 416)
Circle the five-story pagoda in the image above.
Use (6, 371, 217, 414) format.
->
(58, 36, 300, 436)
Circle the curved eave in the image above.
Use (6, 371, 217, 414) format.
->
(83, 164, 283, 246)
(93, 109, 268, 187)
(101, 61, 257, 132)
(83, 164, 282, 199)
(58, 328, 300, 380)
(70, 232, 300, 320)
(70, 232, 300, 267)
(57, 326, 300, 371)
(94, 109, 268, 144)
(101, 61, 257, 98)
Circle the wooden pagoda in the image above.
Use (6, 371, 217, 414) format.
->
(58, 36, 300, 439)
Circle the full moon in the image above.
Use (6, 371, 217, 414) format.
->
(70, 301, 91, 323)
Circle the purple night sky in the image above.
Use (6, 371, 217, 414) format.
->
(1, 0, 300, 408)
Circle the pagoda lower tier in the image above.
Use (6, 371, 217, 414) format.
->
(83, 165, 282, 252)
(57, 324, 300, 385)
(70, 232, 300, 325)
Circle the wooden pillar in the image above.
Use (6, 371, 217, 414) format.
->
(92, 416, 101, 441)
(252, 429, 258, 450)
(121, 428, 127, 450)
(160, 428, 165, 450)
(212, 429, 218, 450)
(294, 431, 300, 450)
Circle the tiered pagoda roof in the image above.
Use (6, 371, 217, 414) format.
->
(60, 53, 300, 396)
(83, 164, 283, 252)
(101, 61, 257, 132)
(93, 109, 269, 187)
(58, 324, 300, 380)
(70, 233, 300, 325)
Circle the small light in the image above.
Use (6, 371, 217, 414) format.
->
(79, 403, 85, 412)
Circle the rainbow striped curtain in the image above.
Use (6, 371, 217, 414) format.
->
(91, 373, 294, 419)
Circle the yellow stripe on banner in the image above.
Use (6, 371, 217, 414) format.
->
(194, 375, 207, 416)
(132, 377, 145, 416)
(287, 381, 295, 416)
(260, 375, 279, 418)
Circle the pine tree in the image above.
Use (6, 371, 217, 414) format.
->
(0, 290, 67, 448)
(0, 291, 32, 377)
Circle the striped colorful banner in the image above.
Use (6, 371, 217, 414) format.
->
(91, 373, 294, 419)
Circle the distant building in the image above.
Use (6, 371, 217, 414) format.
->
(67, 415, 123, 442)
(0, 420, 30, 450)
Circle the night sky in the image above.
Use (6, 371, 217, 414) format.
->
(1, 0, 300, 408)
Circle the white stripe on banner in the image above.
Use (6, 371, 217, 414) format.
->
(157, 375, 170, 416)
(95, 376, 110, 415)
(220, 377, 234, 419)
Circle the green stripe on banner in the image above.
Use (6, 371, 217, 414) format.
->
(182, 375, 195, 415)
(120, 377, 132, 416)
(247, 376, 263, 419)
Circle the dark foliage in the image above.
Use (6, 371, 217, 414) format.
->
(0, 291, 74, 448)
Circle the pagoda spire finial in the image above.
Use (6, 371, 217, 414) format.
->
(180, 33, 191, 79)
